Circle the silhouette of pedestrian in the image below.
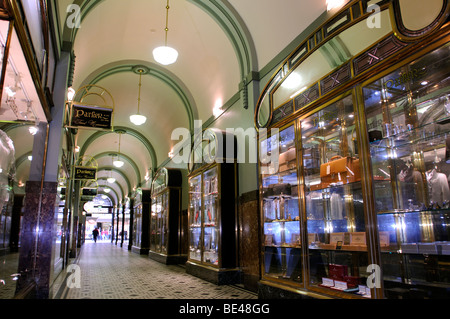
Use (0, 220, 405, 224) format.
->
(92, 228, 99, 243)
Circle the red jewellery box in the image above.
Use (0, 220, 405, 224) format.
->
(328, 264, 348, 281)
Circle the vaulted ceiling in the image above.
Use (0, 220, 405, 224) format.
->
(5, 0, 331, 205)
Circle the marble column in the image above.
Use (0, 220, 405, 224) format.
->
(238, 190, 260, 293)
(110, 207, 114, 243)
(128, 198, 135, 251)
(16, 181, 59, 299)
(120, 203, 125, 248)
(15, 51, 71, 299)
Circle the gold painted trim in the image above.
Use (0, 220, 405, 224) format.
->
(0, 19, 13, 108)
(255, 0, 449, 131)
(390, 0, 450, 42)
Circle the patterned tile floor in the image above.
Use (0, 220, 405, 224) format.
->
(54, 241, 258, 300)
(0, 252, 19, 299)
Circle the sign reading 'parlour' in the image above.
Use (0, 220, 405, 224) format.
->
(70, 104, 113, 130)
(74, 166, 97, 181)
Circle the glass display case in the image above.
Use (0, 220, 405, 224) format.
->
(254, 0, 450, 301)
(186, 128, 240, 285)
(188, 174, 202, 262)
(363, 42, 450, 298)
(260, 125, 302, 283)
(131, 189, 151, 255)
(301, 94, 369, 297)
(149, 168, 184, 264)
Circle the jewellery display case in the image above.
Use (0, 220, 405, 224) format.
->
(260, 125, 302, 283)
(301, 94, 369, 297)
(254, 0, 450, 299)
(186, 128, 240, 285)
(363, 42, 450, 298)
(149, 168, 185, 264)
(131, 189, 151, 255)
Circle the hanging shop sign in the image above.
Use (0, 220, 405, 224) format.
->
(69, 104, 113, 130)
(82, 188, 98, 196)
(74, 166, 97, 181)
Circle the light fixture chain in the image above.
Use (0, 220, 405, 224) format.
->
(165, 0, 170, 46)
(137, 70, 142, 113)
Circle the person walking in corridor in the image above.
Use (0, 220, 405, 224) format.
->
(92, 228, 99, 243)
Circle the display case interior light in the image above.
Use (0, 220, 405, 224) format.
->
(0, 21, 46, 124)
(5, 86, 17, 97)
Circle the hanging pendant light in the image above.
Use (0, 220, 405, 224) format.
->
(130, 69, 147, 126)
(107, 172, 116, 184)
(113, 131, 125, 168)
(153, 0, 178, 65)
(107, 166, 116, 184)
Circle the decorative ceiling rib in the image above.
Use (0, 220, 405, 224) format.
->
(77, 61, 198, 133)
(78, 126, 158, 174)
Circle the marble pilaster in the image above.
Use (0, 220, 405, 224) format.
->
(238, 190, 260, 293)
(16, 181, 59, 299)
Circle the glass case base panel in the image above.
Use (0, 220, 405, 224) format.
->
(149, 251, 187, 265)
(258, 280, 327, 300)
(263, 247, 302, 282)
(185, 261, 241, 286)
(131, 246, 150, 255)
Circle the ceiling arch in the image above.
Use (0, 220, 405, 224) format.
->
(87, 176, 125, 201)
(87, 178, 121, 204)
(78, 126, 157, 172)
(77, 62, 197, 133)
(61, 0, 257, 78)
(87, 166, 132, 196)
(49, 0, 330, 202)
(93, 152, 141, 186)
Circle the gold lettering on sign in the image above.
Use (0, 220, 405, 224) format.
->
(384, 68, 427, 89)
(75, 109, 109, 121)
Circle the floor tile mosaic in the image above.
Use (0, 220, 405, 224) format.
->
(56, 242, 257, 300)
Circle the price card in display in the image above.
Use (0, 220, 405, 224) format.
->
(321, 278, 334, 287)
(330, 233, 345, 245)
(358, 285, 367, 295)
(334, 280, 348, 291)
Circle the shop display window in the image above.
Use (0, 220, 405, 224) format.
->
(364, 42, 450, 298)
(202, 167, 219, 266)
(151, 188, 168, 254)
(189, 174, 202, 261)
(261, 125, 302, 282)
(301, 94, 369, 295)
